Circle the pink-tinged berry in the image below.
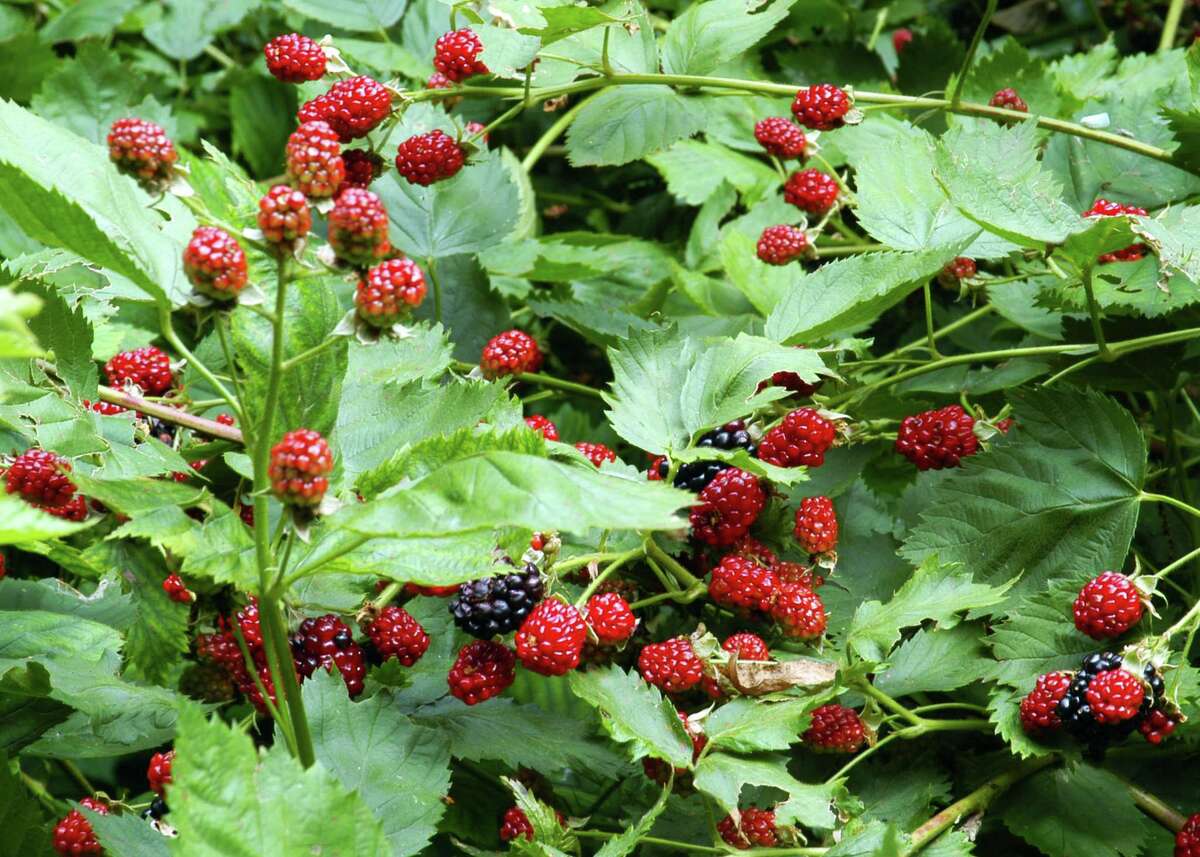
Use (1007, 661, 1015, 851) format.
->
(754, 117, 808, 159)
(297, 75, 391, 142)
(709, 553, 779, 612)
(264, 33, 326, 82)
(293, 614, 367, 697)
(784, 169, 839, 215)
(286, 121, 346, 199)
(757, 225, 808, 265)
(1073, 572, 1144, 640)
(216, 413, 236, 426)
(105, 346, 173, 396)
(804, 703, 866, 752)
(575, 442, 617, 467)
(5, 449, 75, 508)
(892, 28, 913, 52)
(394, 130, 465, 186)
(147, 749, 174, 795)
(481, 329, 542, 378)
(791, 83, 851, 131)
(364, 605, 430, 666)
(236, 598, 264, 649)
(638, 637, 703, 693)
(758, 408, 836, 468)
(515, 599, 588, 676)
(258, 185, 311, 246)
(84, 399, 128, 416)
(433, 28, 489, 82)
(771, 582, 827, 639)
(690, 467, 766, 546)
(107, 118, 177, 185)
(163, 573, 193, 603)
(524, 415, 558, 440)
(1083, 198, 1150, 263)
(1085, 669, 1145, 724)
(727, 632, 771, 660)
(184, 226, 248, 301)
(339, 148, 385, 191)
(1178, 815, 1200, 857)
(718, 806, 778, 849)
(1019, 671, 1073, 734)
(989, 87, 1028, 112)
(53, 797, 108, 856)
(269, 428, 333, 507)
(464, 121, 488, 143)
(356, 258, 426, 326)
(895, 404, 978, 470)
(328, 188, 391, 266)
(448, 640, 516, 704)
(584, 592, 637, 645)
(794, 496, 837, 554)
(1140, 708, 1179, 745)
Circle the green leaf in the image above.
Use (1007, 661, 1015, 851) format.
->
(693, 752, 838, 829)
(901, 387, 1146, 602)
(229, 73, 293, 179)
(1132, 204, 1200, 286)
(989, 686, 1057, 759)
(661, 0, 797, 76)
(647, 139, 779, 206)
(566, 86, 705, 168)
(170, 704, 391, 857)
(953, 37, 1061, 119)
(180, 504, 257, 591)
(0, 755, 54, 857)
(704, 696, 821, 753)
(143, 0, 254, 60)
(303, 672, 451, 856)
(85, 809, 170, 857)
(283, 0, 406, 30)
(23, 283, 96, 401)
(764, 248, 962, 345)
(40, 0, 137, 43)
(873, 625, 991, 698)
(0, 287, 44, 359)
(567, 665, 694, 768)
(475, 24, 541, 79)
(0, 575, 134, 630)
(0, 493, 94, 544)
(987, 575, 1098, 688)
(718, 230, 793, 314)
(0, 31, 56, 102)
(594, 782, 672, 857)
(28, 43, 154, 144)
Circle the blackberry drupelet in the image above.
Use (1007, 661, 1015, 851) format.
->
(658, 420, 757, 491)
(449, 563, 545, 638)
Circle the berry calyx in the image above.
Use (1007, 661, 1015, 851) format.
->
(1019, 671, 1073, 734)
(481, 329, 543, 378)
(794, 496, 837, 554)
(447, 639, 516, 704)
(286, 121, 345, 199)
(339, 148, 385, 191)
(689, 467, 766, 546)
(328, 188, 391, 266)
(162, 573, 194, 603)
(754, 117, 808, 159)
(356, 257, 426, 326)
(524, 415, 559, 440)
(575, 442, 617, 467)
(5, 449, 75, 508)
(449, 565, 545, 639)
(757, 407, 836, 468)
(53, 797, 108, 856)
(771, 582, 827, 639)
(184, 226, 248, 301)
(268, 428, 333, 507)
(263, 33, 327, 83)
(784, 169, 839, 215)
(791, 83, 851, 131)
(1085, 668, 1144, 724)
(515, 598, 588, 675)
(147, 749, 174, 795)
(757, 225, 808, 265)
(395, 130, 466, 186)
(433, 29, 489, 82)
(895, 404, 978, 470)
(297, 75, 391, 142)
(584, 592, 637, 645)
(257, 185, 312, 247)
(989, 87, 1028, 112)
(107, 118, 177, 186)
(104, 346, 173, 396)
(638, 636, 704, 693)
(804, 703, 867, 752)
(364, 605, 430, 666)
(718, 806, 778, 849)
(708, 553, 779, 612)
(1073, 572, 1145, 640)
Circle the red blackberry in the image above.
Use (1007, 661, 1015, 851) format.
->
(433, 28, 489, 82)
(725, 632, 770, 660)
(257, 184, 311, 246)
(297, 75, 391, 142)
(524, 415, 559, 440)
(895, 404, 978, 470)
(664, 420, 758, 491)
(690, 467, 766, 546)
(292, 614, 367, 697)
(364, 605, 429, 666)
(53, 797, 108, 856)
(450, 565, 545, 638)
(340, 148, 385, 190)
(709, 553, 779, 612)
(718, 806, 778, 849)
(757, 407, 836, 468)
(5, 449, 75, 507)
(162, 573, 193, 603)
(793, 496, 837, 554)
(804, 703, 866, 752)
(286, 120, 345, 199)
(147, 749, 174, 795)
(84, 399, 128, 415)
(754, 117, 807, 159)
(757, 225, 808, 265)
(268, 428, 333, 507)
(892, 28, 913, 52)
(356, 258, 426, 326)
(1086, 668, 1144, 724)
(771, 582, 827, 639)
(1019, 671, 1073, 734)
(638, 637, 703, 693)
(575, 442, 617, 467)
(938, 256, 976, 288)
(515, 598, 588, 675)
(447, 639, 516, 704)
(989, 87, 1028, 112)
(732, 535, 777, 567)
(784, 169, 839, 215)
(775, 560, 823, 588)
(328, 188, 391, 266)
(643, 710, 706, 784)
(107, 118, 177, 185)
(216, 413, 235, 426)
(104, 346, 173, 395)
(1073, 572, 1144, 640)
(499, 806, 534, 842)
(235, 598, 264, 649)
(1139, 709, 1178, 745)
(791, 83, 851, 131)
(584, 592, 637, 645)
(184, 226, 248, 301)
(1179, 815, 1200, 857)
(41, 494, 88, 521)
(1083, 198, 1150, 263)
(464, 121, 489, 143)
(480, 329, 542, 378)
(394, 130, 466, 186)
(263, 33, 327, 82)
(0, 552, 5, 579)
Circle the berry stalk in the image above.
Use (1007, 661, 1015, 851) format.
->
(96, 385, 243, 444)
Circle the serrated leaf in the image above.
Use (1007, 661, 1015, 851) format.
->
(873, 625, 991, 698)
(229, 72, 293, 179)
(84, 809, 170, 857)
(704, 696, 821, 753)
(283, 0, 406, 30)
(0, 493, 94, 544)
(647, 139, 778, 205)
(953, 37, 1062, 119)
(143, 0, 254, 60)
(0, 755, 55, 857)
(23, 284, 96, 400)
(28, 42, 150, 144)
(1131, 204, 1200, 285)
(40, 0, 138, 43)
(0, 575, 134, 630)
(718, 230, 793, 315)
(661, 0, 797, 76)
(180, 504, 257, 590)
(987, 575, 1098, 688)
(594, 781, 672, 857)
(693, 752, 838, 829)
(567, 665, 693, 768)
(566, 86, 705, 168)
(475, 24, 541, 79)
(989, 685, 1057, 759)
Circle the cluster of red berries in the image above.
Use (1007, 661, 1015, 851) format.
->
(718, 806, 780, 849)
(706, 547, 828, 639)
(297, 75, 391, 142)
(291, 614, 368, 696)
(894, 404, 979, 470)
(107, 118, 177, 187)
(104, 346, 174, 396)
(257, 184, 311, 247)
(184, 226, 248, 301)
(268, 428, 333, 507)
(481, 329, 543, 378)
(1083, 198, 1150, 263)
(395, 129, 466, 186)
(433, 29, 489, 82)
(757, 407, 837, 468)
(355, 257, 427, 326)
(52, 748, 178, 853)
(286, 120, 346, 198)
(162, 572, 194, 603)
(989, 87, 1028, 112)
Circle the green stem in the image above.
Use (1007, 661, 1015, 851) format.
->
(644, 538, 702, 589)
(856, 679, 923, 726)
(521, 93, 596, 173)
(1140, 492, 1200, 521)
(1127, 781, 1187, 832)
(19, 771, 64, 813)
(57, 759, 94, 795)
(1080, 265, 1111, 361)
(97, 385, 244, 443)
(876, 304, 996, 363)
(574, 547, 644, 607)
(950, 0, 998, 107)
(552, 551, 624, 575)
(159, 307, 238, 410)
(1153, 544, 1200, 579)
(214, 314, 246, 424)
(203, 43, 237, 69)
(516, 370, 604, 399)
(371, 581, 403, 612)
(426, 257, 442, 325)
(472, 100, 526, 143)
(910, 702, 990, 716)
(280, 336, 343, 372)
(1161, 592, 1200, 641)
(814, 243, 885, 257)
(1159, 0, 1187, 52)
(922, 282, 940, 359)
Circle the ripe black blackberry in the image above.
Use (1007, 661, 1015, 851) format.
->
(1056, 652, 1164, 754)
(142, 797, 169, 820)
(449, 563, 545, 639)
(658, 420, 757, 491)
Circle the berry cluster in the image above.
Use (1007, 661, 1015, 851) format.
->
(5, 448, 76, 508)
(1083, 198, 1150, 263)
(268, 429, 333, 507)
(433, 29, 489, 82)
(757, 407, 836, 468)
(449, 564, 546, 639)
(52, 797, 108, 856)
(355, 258, 426, 326)
(183, 226, 248, 301)
(395, 130, 466, 186)
(107, 118, 177, 187)
(757, 224, 809, 265)
(481, 329, 542, 378)
(104, 346, 174, 396)
(292, 614, 368, 696)
(298, 75, 391, 142)
(718, 806, 779, 849)
(894, 404, 978, 470)
(784, 168, 839, 215)
(328, 187, 391, 267)
(257, 184, 312, 247)
(264, 33, 327, 82)
(659, 420, 757, 491)
(286, 121, 346, 198)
